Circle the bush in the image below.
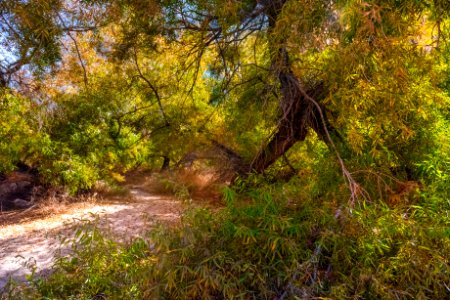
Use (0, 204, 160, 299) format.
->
(4, 179, 449, 299)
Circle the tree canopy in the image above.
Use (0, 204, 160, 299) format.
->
(1, 0, 450, 299)
(1, 0, 449, 192)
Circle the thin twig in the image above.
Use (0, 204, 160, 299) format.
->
(58, 14, 89, 88)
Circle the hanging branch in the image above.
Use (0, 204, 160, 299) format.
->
(294, 79, 369, 205)
(132, 48, 170, 126)
(58, 14, 89, 88)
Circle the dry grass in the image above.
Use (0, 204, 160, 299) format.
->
(0, 194, 98, 227)
(0, 168, 224, 228)
(3, 172, 34, 183)
(150, 168, 225, 206)
(93, 181, 132, 202)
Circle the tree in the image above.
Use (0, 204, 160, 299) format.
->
(114, 0, 447, 179)
(1, 0, 449, 187)
(0, 0, 104, 88)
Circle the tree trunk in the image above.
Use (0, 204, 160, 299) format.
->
(161, 156, 170, 172)
(249, 77, 325, 173)
(206, 0, 338, 177)
(248, 0, 332, 174)
(249, 44, 328, 172)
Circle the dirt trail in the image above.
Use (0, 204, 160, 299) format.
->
(0, 181, 181, 289)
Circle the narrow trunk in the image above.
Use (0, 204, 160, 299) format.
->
(161, 156, 170, 172)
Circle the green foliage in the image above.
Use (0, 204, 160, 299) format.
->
(0, 90, 33, 173)
(0, 85, 155, 193)
(3, 217, 157, 300)
(4, 179, 449, 299)
(1, 0, 450, 298)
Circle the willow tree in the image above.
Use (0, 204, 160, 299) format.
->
(2, 0, 449, 182)
(0, 0, 109, 89)
(128, 0, 448, 179)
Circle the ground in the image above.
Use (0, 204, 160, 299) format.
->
(0, 175, 182, 289)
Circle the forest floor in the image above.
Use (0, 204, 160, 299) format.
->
(0, 174, 182, 289)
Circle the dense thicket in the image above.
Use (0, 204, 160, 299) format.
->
(1, 0, 449, 299)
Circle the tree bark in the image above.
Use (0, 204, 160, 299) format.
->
(249, 18, 323, 172)
(248, 0, 332, 174)
(249, 76, 325, 173)
(161, 156, 170, 172)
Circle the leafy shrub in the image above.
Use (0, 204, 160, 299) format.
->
(4, 179, 449, 299)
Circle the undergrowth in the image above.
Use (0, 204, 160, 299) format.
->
(152, 169, 223, 203)
(2, 178, 449, 300)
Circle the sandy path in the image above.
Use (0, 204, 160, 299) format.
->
(0, 184, 181, 289)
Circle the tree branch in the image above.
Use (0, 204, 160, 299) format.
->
(133, 48, 170, 126)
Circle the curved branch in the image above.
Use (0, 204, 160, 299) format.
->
(58, 14, 88, 88)
(132, 48, 170, 126)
